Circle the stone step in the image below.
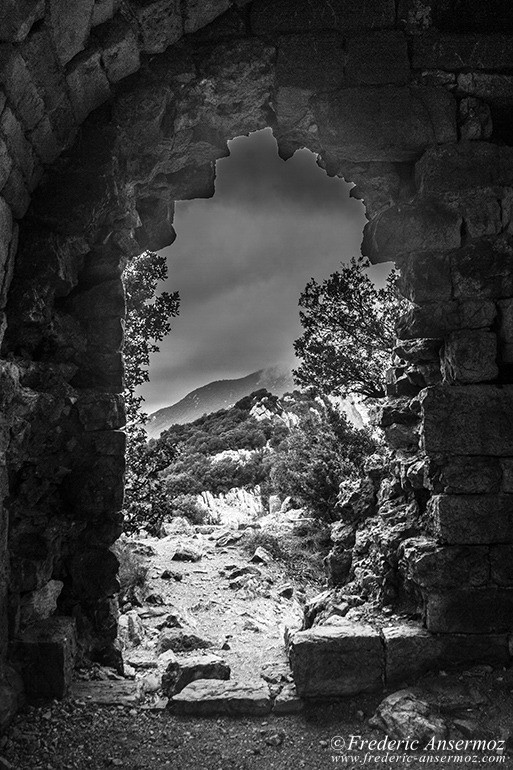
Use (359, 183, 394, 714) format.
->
(170, 679, 272, 716)
(288, 619, 511, 697)
(70, 680, 143, 706)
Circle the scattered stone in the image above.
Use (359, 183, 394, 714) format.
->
(273, 684, 303, 715)
(215, 530, 245, 547)
(162, 654, 230, 696)
(370, 690, 448, 742)
(277, 584, 294, 599)
(170, 680, 272, 716)
(161, 569, 183, 581)
(265, 732, 285, 746)
(227, 566, 262, 579)
(251, 547, 272, 564)
(260, 662, 292, 685)
(229, 575, 252, 590)
(453, 718, 481, 738)
(170, 543, 202, 562)
(145, 593, 164, 605)
(159, 517, 195, 538)
(156, 629, 213, 655)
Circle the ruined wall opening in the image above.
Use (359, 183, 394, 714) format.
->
(2, 0, 513, 746)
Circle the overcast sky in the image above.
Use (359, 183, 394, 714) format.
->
(139, 128, 386, 413)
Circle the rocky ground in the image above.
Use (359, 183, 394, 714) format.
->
(3, 520, 513, 769)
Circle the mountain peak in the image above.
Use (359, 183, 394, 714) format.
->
(146, 366, 296, 439)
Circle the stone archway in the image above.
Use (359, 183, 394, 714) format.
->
(1, 0, 513, 727)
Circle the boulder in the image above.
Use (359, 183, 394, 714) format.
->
(161, 654, 230, 696)
(215, 530, 245, 547)
(170, 679, 272, 716)
(370, 689, 447, 742)
(169, 543, 202, 562)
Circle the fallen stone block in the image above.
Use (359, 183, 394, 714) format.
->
(162, 654, 230, 696)
(14, 616, 77, 698)
(71, 680, 142, 706)
(289, 621, 384, 697)
(251, 546, 272, 564)
(170, 679, 272, 716)
(382, 624, 440, 686)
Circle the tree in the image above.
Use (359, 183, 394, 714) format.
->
(122, 251, 180, 534)
(293, 257, 406, 399)
(270, 401, 376, 522)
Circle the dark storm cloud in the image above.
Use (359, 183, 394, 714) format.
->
(139, 129, 369, 412)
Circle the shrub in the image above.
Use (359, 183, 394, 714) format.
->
(112, 539, 149, 605)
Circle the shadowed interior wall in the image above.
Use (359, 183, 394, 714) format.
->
(1, 0, 513, 729)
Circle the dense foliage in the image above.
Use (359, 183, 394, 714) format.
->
(270, 402, 376, 522)
(122, 251, 180, 534)
(293, 256, 406, 399)
(152, 389, 377, 524)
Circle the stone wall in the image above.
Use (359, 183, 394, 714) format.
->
(1, 0, 513, 727)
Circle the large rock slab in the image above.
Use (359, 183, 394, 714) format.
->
(161, 654, 230, 696)
(156, 629, 213, 654)
(71, 680, 142, 706)
(421, 385, 513, 456)
(170, 679, 272, 716)
(288, 621, 384, 697)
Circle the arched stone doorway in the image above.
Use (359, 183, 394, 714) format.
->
(1, 0, 513, 726)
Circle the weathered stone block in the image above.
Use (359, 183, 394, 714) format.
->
(15, 617, 77, 698)
(425, 588, 513, 633)
(184, 0, 231, 33)
(416, 143, 513, 198)
(498, 300, 513, 363)
(162, 654, 230, 696)
(394, 339, 442, 364)
(251, 0, 396, 34)
(458, 72, 513, 108)
(126, 0, 182, 54)
(289, 622, 384, 697)
(0, 0, 44, 43)
(314, 86, 456, 163)
(401, 538, 489, 590)
(0, 665, 24, 733)
(19, 579, 63, 630)
(171, 679, 272, 716)
(501, 459, 513, 493)
(95, 16, 140, 83)
(398, 252, 451, 303)
(421, 385, 513, 456)
(0, 105, 35, 183)
(428, 455, 502, 495)
(66, 47, 111, 124)
(27, 117, 60, 165)
(0, 46, 45, 130)
(68, 549, 119, 600)
(427, 494, 513, 545)
(441, 330, 498, 384)
(412, 34, 513, 70)
(92, 0, 118, 27)
(397, 301, 496, 340)
(49, 0, 95, 66)
(382, 624, 439, 686)
(2, 167, 30, 219)
(451, 236, 513, 300)
(365, 204, 461, 262)
(490, 545, 513, 587)
(276, 33, 344, 90)
(76, 392, 125, 431)
(345, 31, 410, 85)
(459, 98, 492, 142)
